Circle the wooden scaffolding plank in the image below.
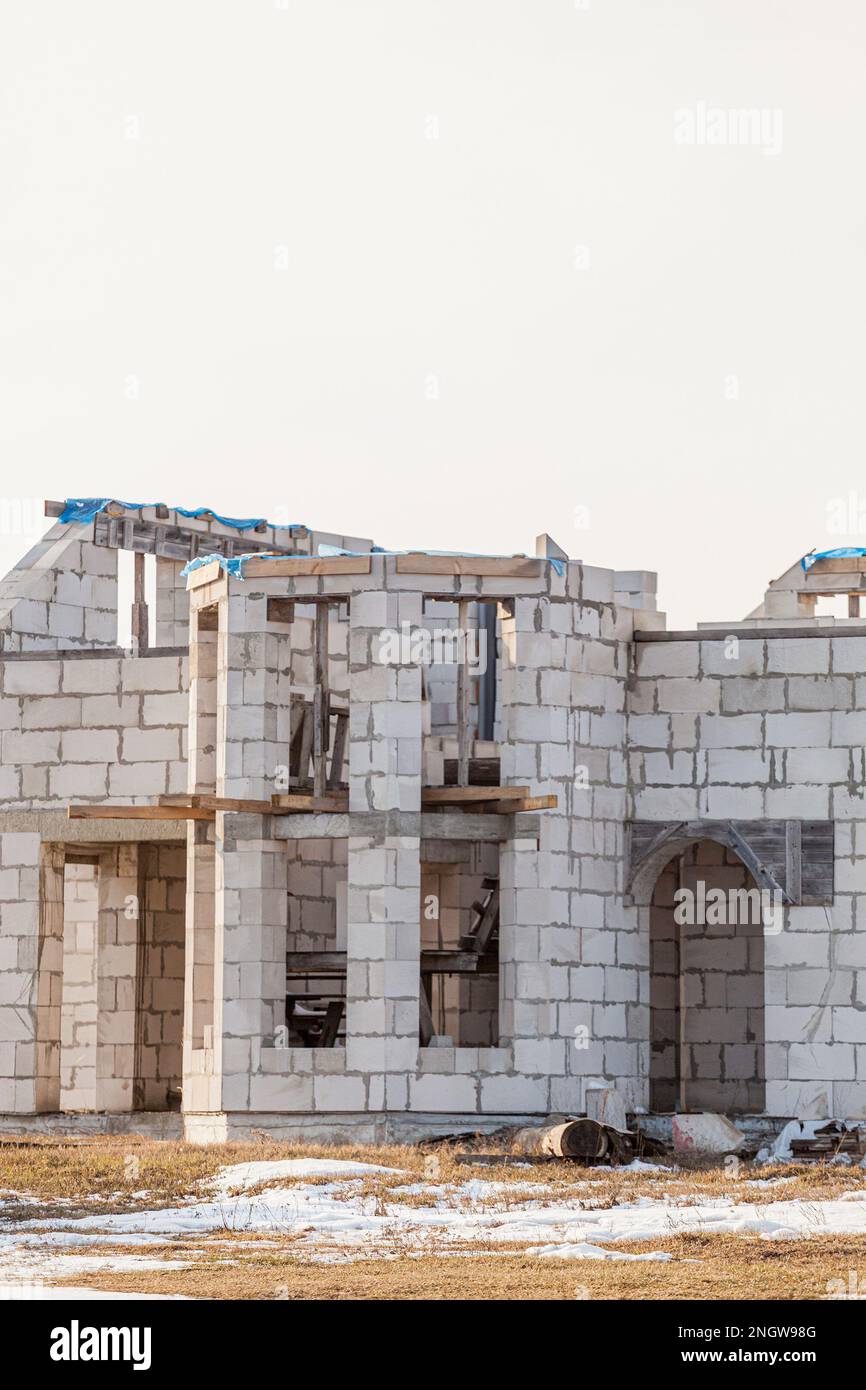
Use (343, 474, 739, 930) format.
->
(421, 785, 530, 805)
(477, 794, 558, 814)
(69, 804, 214, 821)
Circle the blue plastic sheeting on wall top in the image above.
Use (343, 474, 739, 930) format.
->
(180, 553, 252, 579)
(801, 547, 866, 572)
(58, 498, 303, 531)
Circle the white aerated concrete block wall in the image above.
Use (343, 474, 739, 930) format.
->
(155, 558, 190, 648)
(631, 632, 866, 1117)
(0, 653, 189, 809)
(347, 590, 423, 1110)
(0, 523, 118, 652)
(60, 862, 99, 1111)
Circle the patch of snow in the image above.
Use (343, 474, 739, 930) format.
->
(0, 1283, 185, 1300)
(746, 1175, 797, 1189)
(622, 1159, 671, 1172)
(209, 1158, 402, 1192)
(528, 1242, 672, 1261)
(13, 1182, 866, 1250)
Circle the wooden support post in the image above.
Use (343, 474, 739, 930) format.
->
(298, 706, 314, 788)
(849, 594, 861, 618)
(313, 605, 330, 798)
(456, 598, 471, 787)
(419, 977, 434, 1046)
(131, 551, 149, 652)
(785, 820, 802, 906)
(327, 710, 348, 790)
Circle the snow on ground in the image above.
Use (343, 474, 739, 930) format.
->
(0, 1283, 185, 1300)
(527, 1242, 672, 1261)
(2, 1156, 866, 1293)
(209, 1158, 402, 1192)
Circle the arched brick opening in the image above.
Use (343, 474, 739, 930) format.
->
(650, 838, 766, 1114)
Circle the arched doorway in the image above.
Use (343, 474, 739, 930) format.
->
(649, 839, 766, 1114)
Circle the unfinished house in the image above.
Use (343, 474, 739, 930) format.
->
(0, 501, 863, 1141)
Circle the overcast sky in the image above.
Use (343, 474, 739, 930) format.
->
(1, 1, 865, 628)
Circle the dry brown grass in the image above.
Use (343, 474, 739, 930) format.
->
(47, 1233, 866, 1300)
(2, 1135, 866, 1299)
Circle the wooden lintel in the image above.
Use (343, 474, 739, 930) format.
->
(394, 554, 545, 579)
(477, 794, 558, 814)
(421, 785, 530, 805)
(240, 555, 372, 578)
(271, 792, 350, 813)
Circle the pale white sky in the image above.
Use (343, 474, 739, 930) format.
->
(1, 1, 865, 628)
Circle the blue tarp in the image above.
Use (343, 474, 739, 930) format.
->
(801, 547, 866, 572)
(180, 553, 254, 579)
(58, 498, 303, 531)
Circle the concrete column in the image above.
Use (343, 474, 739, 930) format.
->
(95, 844, 140, 1111)
(60, 861, 99, 1111)
(346, 589, 423, 1110)
(214, 590, 290, 1113)
(183, 605, 220, 1109)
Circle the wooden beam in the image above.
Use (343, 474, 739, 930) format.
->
(785, 820, 802, 905)
(185, 794, 278, 815)
(419, 979, 434, 1046)
(443, 756, 500, 786)
(69, 804, 214, 821)
(297, 706, 314, 790)
(421, 785, 529, 805)
(480, 794, 557, 813)
(327, 710, 348, 790)
(394, 554, 544, 579)
(131, 551, 149, 652)
(239, 555, 372, 578)
(271, 792, 349, 813)
(806, 556, 866, 574)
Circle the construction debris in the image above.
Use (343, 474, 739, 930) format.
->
(788, 1121, 866, 1163)
(672, 1113, 745, 1156)
(585, 1086, 629, 1133)
(513, 1118, 636, 1164)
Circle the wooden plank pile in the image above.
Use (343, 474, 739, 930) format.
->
(788, 1121, 866, 1162)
